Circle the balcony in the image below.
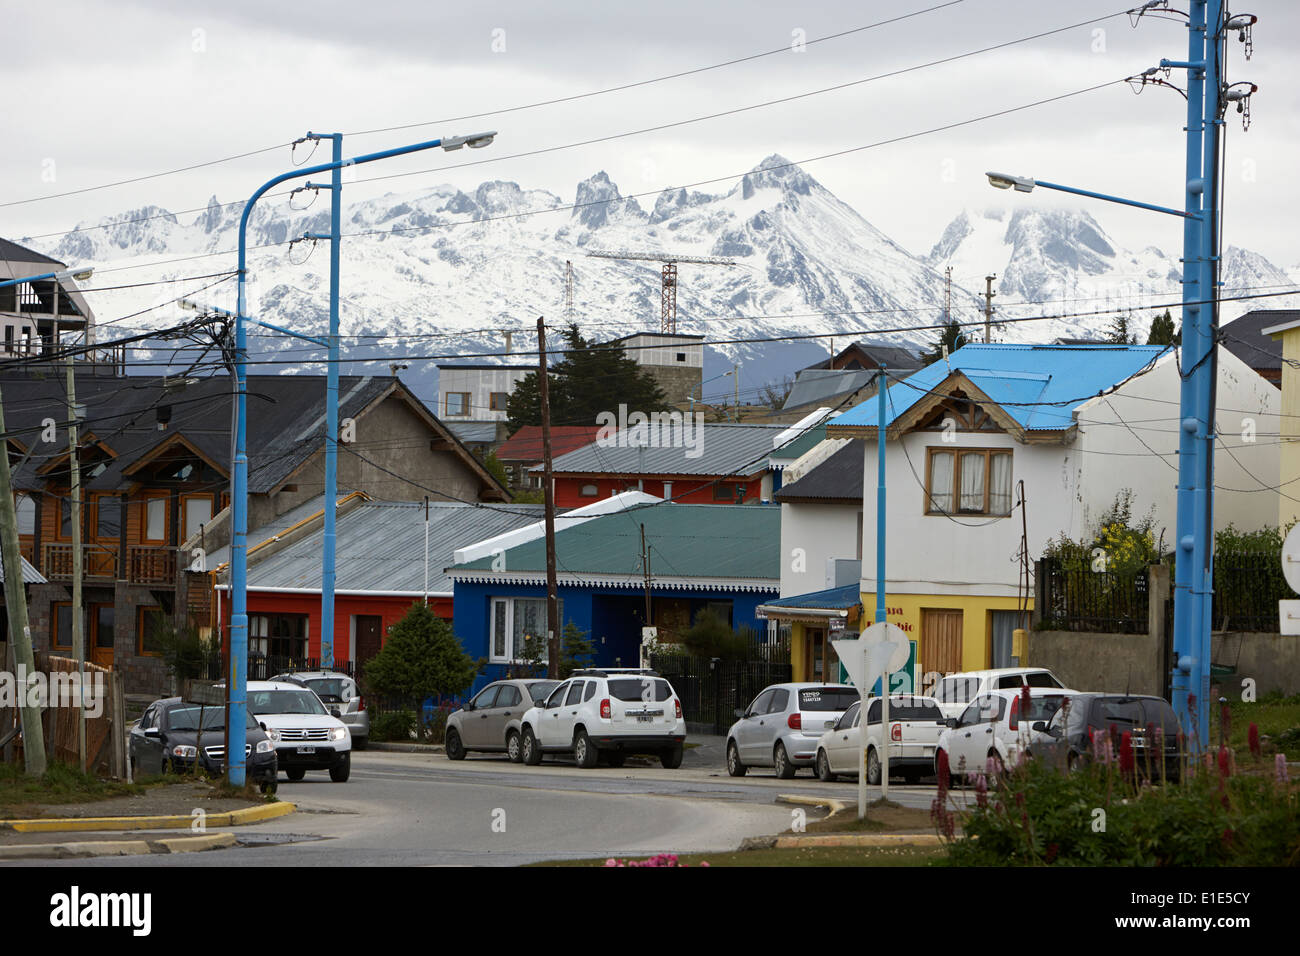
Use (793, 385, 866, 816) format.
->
(41, 544, 177, 586)
(128, 546, 176, 585)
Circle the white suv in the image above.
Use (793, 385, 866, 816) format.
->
(517, 669, 687, 769)
(246, 680, 353, 783)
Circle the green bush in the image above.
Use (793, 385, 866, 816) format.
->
(370, 710, 416, 742)
(943, 755, 1299, 867)
(678, 608, 759, 660)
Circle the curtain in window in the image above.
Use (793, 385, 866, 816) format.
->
(989, 453, 1013, 515)
(928, 451, 954, 512)
(493, 600, 507, 659)
(959, 452, 985, 512)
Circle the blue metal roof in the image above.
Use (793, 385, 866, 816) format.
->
(829, 344, 1169, 432)
(761, 583, 862, 611)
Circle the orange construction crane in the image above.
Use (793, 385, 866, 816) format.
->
(586, 248, 737, 333)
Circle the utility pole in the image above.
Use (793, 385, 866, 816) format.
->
(65, 353, 86, 771)
(537, 317, 560, 676)
(0, 387, 47, 775)
(983, 275, 997, 344)
(944, 266, 952, 323)
(640, 524, 653, 669)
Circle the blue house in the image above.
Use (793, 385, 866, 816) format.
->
(449, 501, 780, 694)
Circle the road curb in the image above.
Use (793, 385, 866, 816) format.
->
(773, 833, 945, 849)
(0, 800, 295, 833)
(775, 793, 849, 815)
(0, 832, 238, 860)
(365, 742, 445, 754)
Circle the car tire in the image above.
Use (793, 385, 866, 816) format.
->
(574, 729, 599, 769)
(866, 747, 882, 786)
(521, 727, 543, 766)
(286, 767, 306, 782)
(603, 751, 626, 768)
(1068, 752, 1083, 773)
(506, 730, 522, 763)
(352, 736, 368, 752)
(726, 741, 747, 777)
(329, 752, 351, 783)
(660, 745, 683, 769)
(774, 742, 796, 779)
(445, 728, 466, 761)
(816, 750, 835, 782)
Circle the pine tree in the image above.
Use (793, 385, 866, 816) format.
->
(1147, 309, 1180, 346)
(920, 319, 969, 365)
(1106, 312, 1138, 345)
(558, 620, 596, 677)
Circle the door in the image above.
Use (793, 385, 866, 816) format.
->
(922, 609, 963, 677)
(805, 627, 827, 682)
(990, 611, 1019, 668)
(827, 701, 861, 774)
(736, 688, 774, 763)
(749, 687, 788, 765)
(483, 683, 523, 750)
(133, 705, 163, 775)
(463, 684, 499, 747)
(549, 681, 585, 748)
(91, 604, 115, 668)
(952, 695, 1001, 775)
(355, 616, 383, 676)
(538, 681, 572, 747)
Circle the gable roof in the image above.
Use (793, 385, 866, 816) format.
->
(826, 344, 1169, 439)
(452, 502, 780, 590)
(0, 238, 64, 268)
(541, 422, 788, 478)
(775, 441, 862, 503)
(804, 342, 923, 372)
(0, 553, 47, 585)
(1225, 309, 1295, 372)
(497, 425, 602, 462)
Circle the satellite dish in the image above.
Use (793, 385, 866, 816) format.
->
(1283, 523, 1300, 595)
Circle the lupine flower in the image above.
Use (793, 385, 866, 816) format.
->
(974, 772, 988, 808)
(1045, 843, 1059, 864)
(1276, 754, 1289, 784)
(1119, 731, 1134, 774)
(936, 748, 950, 796)
(1217, 746, 1231, 779)
(986, 755, 1000, 778)
(1248, 723, 1261, 758)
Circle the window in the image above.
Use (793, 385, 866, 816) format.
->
(582, 682, 597, 702)
(181, 494, 213, 542)
(445, 392, 470, 417)
(497, 685, 522, 708)
(138, 606, 164, 656)
(489, 392, 509, 411)
(925, 448, 1012, 516)
(94, 495, 121, 540)
(91, 604, 115, 652)
(143, 495, 167, 542)
(60, 498, 76, 539)
(747, 689, 774, 716)
(769, 688, 789, 713)
(249, 614, 309, 660)
(472, 685, 500, 710)
(15, 494, 34, 535)
(53, 603, 75, 649)
(580, 484, 599, 497)
(564, 682, 585, 706)
(712, 483, 735, 502)
(489, 597, 561, 663)
(544, 683, 569, 708)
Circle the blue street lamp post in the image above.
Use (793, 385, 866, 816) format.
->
(224, 131, 496, 785)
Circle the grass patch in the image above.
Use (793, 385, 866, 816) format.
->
(1213, 692, 1300, 760)
(0, 761, 169, 816)
(535, 845, 945, 867)
(803, 800, 934, 835)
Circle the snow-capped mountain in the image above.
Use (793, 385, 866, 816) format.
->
(33, 157, 1298, 402)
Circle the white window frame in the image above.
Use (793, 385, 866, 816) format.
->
(489, 597, 560, 664)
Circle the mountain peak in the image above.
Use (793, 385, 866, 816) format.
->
(572, 170, 644, 229)
(738, 154, 815, 199)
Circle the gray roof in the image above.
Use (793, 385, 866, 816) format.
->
(445, 421, 500, 444)
(206, 493, 345, 570)
(0, 237, 64, 267)
(775, 441, 863, 503)
(805, 343, 923, 372)
(0, 553, 47, 585)
(1222, 309, 1295, 372)
(540, 422, 788, 478)
(243, 500, 544, 595)
(782, 368, 877, 410)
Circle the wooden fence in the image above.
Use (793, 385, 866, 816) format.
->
(2, 653, 126, 778)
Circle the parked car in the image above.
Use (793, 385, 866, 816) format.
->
(815, 695, 946, 785)
(445, 678, 560, 762)
(726, 682, 859, 779)
(1029, 693, 1183, 781)
(130, 697, 278, 792)
(245, 680, 352, 783)
(271, 670, 369, 750)
(936, 687, 1067, 781)
(932, 667, 1071, 719)
(517, 669, 686, 769)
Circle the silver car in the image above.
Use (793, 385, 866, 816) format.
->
(445, 679, 560, 762)
(272, 671, 370, 751)
(725, 682, 860, 779)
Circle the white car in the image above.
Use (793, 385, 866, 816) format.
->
(930, 667, 1072, 719)
(815, 695, 946, 785)
(517, 668, 687, 769)
(245, 680, 352, 783)
(936, 687, 1068, 781)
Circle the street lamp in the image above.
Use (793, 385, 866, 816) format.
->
(223, 131, 496, 786)
(0, 266, 93, 289)
(688, 367, 736, 415)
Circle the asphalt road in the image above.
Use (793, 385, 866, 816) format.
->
(8, 749, 940, 867)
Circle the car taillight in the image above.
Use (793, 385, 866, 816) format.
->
(891, 722, 902, 741)
(1008, 695, 1020, 731)
(674, 699, 681, 719)
(600, 699, 611, 719)
(357, 696, 365, 712)
(788, 712, 801, 730)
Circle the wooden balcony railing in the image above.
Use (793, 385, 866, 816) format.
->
(128, 546, 176, 585)
(42, 543, 118, 580)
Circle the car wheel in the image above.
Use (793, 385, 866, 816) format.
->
(521, 727, 543, 766)
(445, 728, 466, 761)
(936, 749, 959, 787)
(1068, 752, 1083, 773)
(574, 730, 599, 769)
(603, 751, 626, 768)
(506, 730, 522, 763)
(774, 742, 796, 779)
(352, 736, 368, 752)
(660, 745, 683, 769)
(866, 747, 882, 786)
(726, 741, 747, 777)
(816, 750, 835, 782)
(286, 767, 306, 782)
(329, 752, 351, 783)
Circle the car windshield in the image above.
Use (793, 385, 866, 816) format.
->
(799, 687, 858, 711)
(528, 681, 559, 703)
(889, 698, 944, 721)
(1093, 698, 1145, 727)
(302, 679, 349, 703)
(1024, 672, 1064, 688)
(166, 706, 257, 732)
(1022, 695, 1065, 722)
(608, 679, 671, 702)
(249, 690, 328, 716)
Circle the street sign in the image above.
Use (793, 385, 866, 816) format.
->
(832, 623, 908, 690)
(1283, 523, 1300, 595)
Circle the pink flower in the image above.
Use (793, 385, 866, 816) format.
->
(1276, 754, 1289, 784)
(974, 772, 988, 808)
(1217, 746, 1231, 779)
(936, 749, 950, 796)
(1248, 723, 1261, 758)
(1119, 731, 1135, 774)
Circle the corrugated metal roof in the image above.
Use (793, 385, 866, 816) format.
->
(776, 441, 862, 501)
(497, 425, 602, 462)
(0, 553, 47, 585)
(207, 493, 339, 570)
(830, 344, 1169, 432)
(445, 421, 499, 444)
(244, 501, 543, 595)
(454, 502, 779, 584)
(760, 582, 861, 610)
(783, 368, 876, 410)
(542, 422, 788, 477)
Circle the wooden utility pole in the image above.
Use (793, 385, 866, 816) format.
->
(66, 354, 86, 770)
(537, 317, 560, 677)
(0, 386, 47, 774)
(984, 275, 997, 344)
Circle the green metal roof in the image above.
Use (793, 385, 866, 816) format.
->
(453, 502, 780, 587)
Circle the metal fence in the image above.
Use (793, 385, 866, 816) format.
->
(203, 657, 358, 682)
(650, 652, 793, 736)
(1212, 548, 1286, 632)
(1037, 558, 1150, 634)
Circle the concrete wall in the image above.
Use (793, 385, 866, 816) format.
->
(437, 366, 531, 422)
(1276, 328, 1300, 531)
(1211, 632, 1300, 697)
(779, 501, 861, 598)
(1027, 630, 1165, 697)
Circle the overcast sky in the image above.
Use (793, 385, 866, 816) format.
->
(5, 0, 1298, 274)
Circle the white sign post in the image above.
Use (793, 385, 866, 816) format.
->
(833, 622, 908, 819)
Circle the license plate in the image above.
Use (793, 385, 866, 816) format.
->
(297, 746, 316, 754)
(636, 715, 653, 723)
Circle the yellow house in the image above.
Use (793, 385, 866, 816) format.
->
(1263, 314, 1300, 530)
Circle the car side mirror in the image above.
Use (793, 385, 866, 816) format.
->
(945, 718, 958, 728)
(259, 722, 268, 731)
(143, 727, 160, 737)
(1032, 721, 1047, 733)
(465, 701, 475, 712)
(735, 708, 746, 719)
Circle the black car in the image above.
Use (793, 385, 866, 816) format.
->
(130, 697, 279, 791)
(1030, 693, 1183, 782)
